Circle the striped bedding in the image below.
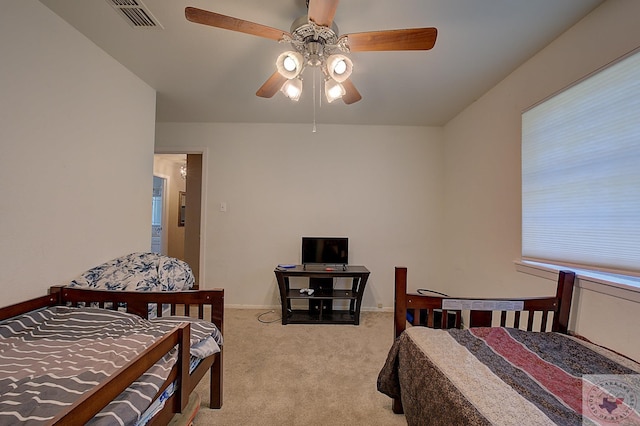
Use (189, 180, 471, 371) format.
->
(377, 327, 640, 425)
(0, 306, 222, 425)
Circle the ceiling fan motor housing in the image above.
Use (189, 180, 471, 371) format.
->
(289, 15, 344, 68)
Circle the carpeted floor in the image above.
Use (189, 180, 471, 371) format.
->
(192, 308, 407, 425)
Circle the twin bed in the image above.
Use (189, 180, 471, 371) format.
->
(377, 267, 640, 425)
(0, 285, 224, 425)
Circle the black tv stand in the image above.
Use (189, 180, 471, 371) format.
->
(274, 265, 370, 325)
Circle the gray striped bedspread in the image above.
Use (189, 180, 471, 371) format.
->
(377, 327, 640, 425)
(0, 306, 222, 425)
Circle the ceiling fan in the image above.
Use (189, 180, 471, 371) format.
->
(185, 0, 437, 105)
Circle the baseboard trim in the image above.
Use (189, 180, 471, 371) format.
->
(225, 304, 393, 312)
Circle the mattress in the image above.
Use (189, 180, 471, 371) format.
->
(377, 326, 640, 425)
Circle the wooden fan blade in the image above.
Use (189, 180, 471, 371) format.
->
(345, 27, 437, 52)
(185, 7, 291, 42)
(308, 0, 340, 28)
(256, 71, 288, 98)
(341, 78, 362, 105)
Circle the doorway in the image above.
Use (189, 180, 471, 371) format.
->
(152, 153, 203, 288)
(151, 175, 166, 253)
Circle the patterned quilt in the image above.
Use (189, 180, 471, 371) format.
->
(0, 306, 222, 425)
(68, 252, 195, 292)
(377, 327, 640, 426)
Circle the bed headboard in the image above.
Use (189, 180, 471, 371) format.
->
(49, 286, 225, 332)
(0, 288, 224, 333)
(394, 267, 575, 338)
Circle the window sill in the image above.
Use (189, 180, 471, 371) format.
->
(515, 260, 640, 304)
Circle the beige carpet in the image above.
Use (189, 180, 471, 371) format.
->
(192, 308, 407, 426)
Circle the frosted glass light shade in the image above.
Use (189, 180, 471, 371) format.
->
(326, 54, 352, 83)
(276, 51, 304, 79)
(325, 79, 345, 103)
(281, 78, 303, 101)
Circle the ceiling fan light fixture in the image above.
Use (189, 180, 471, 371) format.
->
(326, 54, 352, 83)
(185, 5, 439, 107)
(281, 77, 303, 101)
(325, 78, 345, 103)
(276, 51, 304, 79)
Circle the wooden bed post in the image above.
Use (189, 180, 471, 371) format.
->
(177, 323, 191, 413)
(395, 267, 408, 339)
(553, 270, 575, 333)
(392, 267, 408, 414)
(210, 291, 224, 409)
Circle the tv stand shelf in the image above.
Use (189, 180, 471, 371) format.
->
(274, 265, 370, 325)
(286, 289, 356, 299)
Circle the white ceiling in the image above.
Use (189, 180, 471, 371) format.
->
(39, 0, 603, 127)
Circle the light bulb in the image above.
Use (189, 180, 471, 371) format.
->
(276, 51, 303, 79)
(326, 54, 353, 83)
(333, 59, 347, 75)
(283, 56, 297, 72)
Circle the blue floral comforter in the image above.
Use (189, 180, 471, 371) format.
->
(68, 252, 194, 292)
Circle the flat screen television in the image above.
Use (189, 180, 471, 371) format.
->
(301, 237, 348, 265)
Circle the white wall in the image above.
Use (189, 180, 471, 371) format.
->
(155, 123, 444, 309)
(0, 1, 157, 306)
(442, 0, 640, 360)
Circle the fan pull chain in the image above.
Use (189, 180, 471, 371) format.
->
(319, 69, 322, 109)
(312, 68, 317, 132)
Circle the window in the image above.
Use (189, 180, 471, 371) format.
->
(521, 49, 640, 282)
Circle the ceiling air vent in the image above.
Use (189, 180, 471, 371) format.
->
(106, 0, 163, 29)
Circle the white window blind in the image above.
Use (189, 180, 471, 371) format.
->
(522, 49, 640, 275)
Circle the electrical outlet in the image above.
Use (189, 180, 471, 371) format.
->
(377, 303, 383, 309)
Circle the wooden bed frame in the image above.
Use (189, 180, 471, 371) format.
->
(391, 266, 576, 414)
(0, 286, 225, 425)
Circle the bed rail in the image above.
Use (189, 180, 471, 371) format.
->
(0, 294, 59, 321)
(394, 267, 575, 338)
(49, 322, 191, 425)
